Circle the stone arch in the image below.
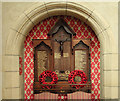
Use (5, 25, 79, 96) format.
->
(4, 1, 118, 99)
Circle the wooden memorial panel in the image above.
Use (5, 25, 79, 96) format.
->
(73, 39, 90, 82)
(33, 18, 91, 94)
(52, 26, 72, 73)
(33, 39, 52, 82)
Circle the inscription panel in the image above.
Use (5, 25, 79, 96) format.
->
(75, 50, 87, 81)
(37, 51, 47, 79)
(54, 53, 61, 59)
(75, 50, 87, 70)
(63, 53, 69, 57)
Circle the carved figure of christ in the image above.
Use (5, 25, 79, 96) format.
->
(55, 38, 68, 56)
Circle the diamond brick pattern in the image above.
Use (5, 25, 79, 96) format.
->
(58, 94, 67, 101)
(24, 16, 100, 99)
(19, 57, 22, 75)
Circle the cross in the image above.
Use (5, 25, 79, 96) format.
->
(55, 38, 68, 56)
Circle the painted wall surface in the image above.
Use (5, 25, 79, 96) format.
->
(24, 16, 100, 99)
(19, 57, 22, 75)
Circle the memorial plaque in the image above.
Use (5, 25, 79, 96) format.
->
(55, 70, 70, 81)
(63, 53, 69, 57)
(75, 50, 87, 81)
(75, 50, 86, 70)
(37, 51, 47, 79)
(54, 53, 61, 59)
(33, 19, 91, 94)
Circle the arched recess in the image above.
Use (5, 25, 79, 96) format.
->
(3, 1, 118, 99)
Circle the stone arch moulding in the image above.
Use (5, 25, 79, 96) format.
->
(5, 1, 118, 99)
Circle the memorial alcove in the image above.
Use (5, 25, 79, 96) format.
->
(3, 1, 118, 100)
(24, 16, 100, 99)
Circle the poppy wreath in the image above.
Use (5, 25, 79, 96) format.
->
(68, 70, 87, 89)
(39, 70, 58, 89)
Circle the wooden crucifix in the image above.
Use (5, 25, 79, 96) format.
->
(55, 38, 68, 56)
